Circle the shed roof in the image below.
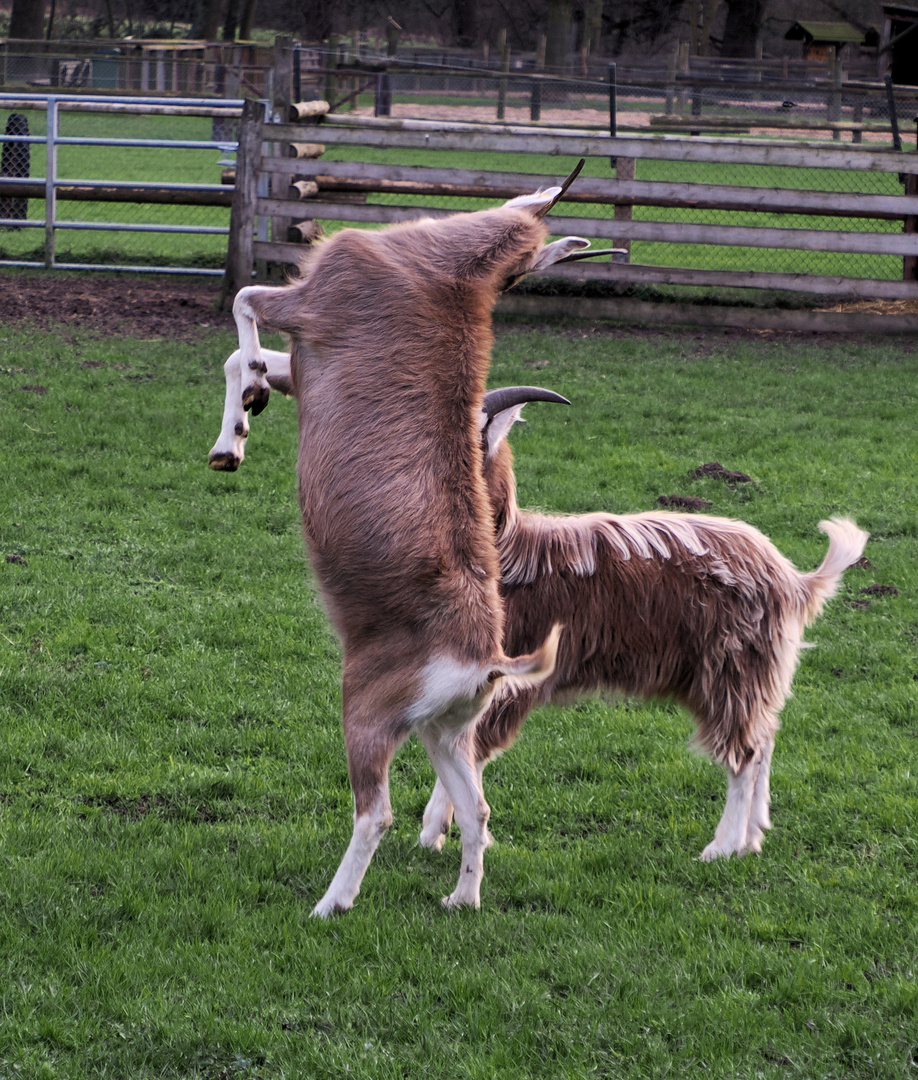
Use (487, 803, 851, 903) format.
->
(785, 20, 870, 44)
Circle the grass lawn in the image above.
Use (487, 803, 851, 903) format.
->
(1, 306, 917, 1078)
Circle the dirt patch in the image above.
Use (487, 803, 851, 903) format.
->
(859, 583, 900, 597)
(0, 273, 234, 341)
(692, 462, 753, 483)
(656, 495, 713, 511)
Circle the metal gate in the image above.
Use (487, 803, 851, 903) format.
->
(0, 92, 245, 275)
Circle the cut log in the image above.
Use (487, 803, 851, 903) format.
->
(289, 100, 331, 122)
(287, 219, 324, 244)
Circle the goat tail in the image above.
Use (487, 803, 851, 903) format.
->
(802, 517, 869, 623)
(489, 622, 562, 696)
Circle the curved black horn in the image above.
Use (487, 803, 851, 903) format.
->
(535, 158, 585, 218)
(483, 386, 571, 418)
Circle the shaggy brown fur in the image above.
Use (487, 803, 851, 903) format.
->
(421, 398, 868, 860)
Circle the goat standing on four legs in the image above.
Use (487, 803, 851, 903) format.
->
(420, 389, 869, 862)
(220, 179, 608, 916)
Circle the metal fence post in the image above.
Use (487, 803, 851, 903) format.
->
(44, 96, 57, 269)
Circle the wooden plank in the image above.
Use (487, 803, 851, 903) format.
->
(495, 293, 918, 333)
(254, 159, 918, 219)
(9, 162, 918, 222)
(253, 197, 918, 256)
(254, 239, 314, 262)
(252, 236, 917, 299)
(261, 116, 918, 173)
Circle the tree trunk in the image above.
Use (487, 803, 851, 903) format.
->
(545, 0, 573, 73)
(9, 0, 47, 38)
(191, 0, 223, 40)
(222, 0, 239, 41)
(452, 0, 479, 47)
(720, 0, 769, 58)
(238, 0, 258, 39)
(584, 0, 603, 54)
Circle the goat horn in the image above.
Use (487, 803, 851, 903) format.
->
(535, 158, 586, 218)
(553, 246, 630, 264)
(483, 386, 571, 417)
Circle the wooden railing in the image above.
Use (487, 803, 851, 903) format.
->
(222, 99, 918, 329)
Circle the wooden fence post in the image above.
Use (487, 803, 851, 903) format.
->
(613, 156, 635, 263)
(904, 172, 918, 281)
(221, 97, 263, 309)
(497, 29, 509, 121)
(530, 34, 546, 121)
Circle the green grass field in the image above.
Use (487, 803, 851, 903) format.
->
(1, 305, 916, 1078)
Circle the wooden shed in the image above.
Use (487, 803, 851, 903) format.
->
(785, 20, 876, 62)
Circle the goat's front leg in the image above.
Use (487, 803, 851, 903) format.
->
(208, 347, 292, 471)
(232, 284, 276, 415)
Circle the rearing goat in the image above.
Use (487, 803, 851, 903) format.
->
(420, 389, 868, 861)
(216, 173, 610, 916)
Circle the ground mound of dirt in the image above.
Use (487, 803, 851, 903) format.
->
(0, 273, 234, 341)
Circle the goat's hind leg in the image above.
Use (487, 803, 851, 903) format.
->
(419, 725, 491, 909)
(700, 725, 777, 862)
(419, 692, 532, 851)
(312, 699, 408, 918)
(745, 730, 775, 855)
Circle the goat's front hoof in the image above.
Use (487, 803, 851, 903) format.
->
(243, 383, 270, 416)
(419, 823, 449, 851)
(311, 895, 352, 919)
(208, 451, 241, 472)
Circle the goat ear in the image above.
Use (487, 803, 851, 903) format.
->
(483, 403, 526, 458)
(500, 158, 585, 218)
(502, 186, 562, 215)
(529, 236, 591, 272)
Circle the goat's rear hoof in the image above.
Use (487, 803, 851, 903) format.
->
(243, 383, 270, 416)
(441, 890, 480, 910)
(209, 452, 240, 472)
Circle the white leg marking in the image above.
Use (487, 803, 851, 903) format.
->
(312, 792, 393, 918)
(745, 734, 775, 855)
(208, 348, 248, 470)
(420, 727, 491, 909)
(700, 753, 761, 862)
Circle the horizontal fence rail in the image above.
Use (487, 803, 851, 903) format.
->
(223, 103, 918, 325)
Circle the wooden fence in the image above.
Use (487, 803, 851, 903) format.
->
(222, 99, 918, 331)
